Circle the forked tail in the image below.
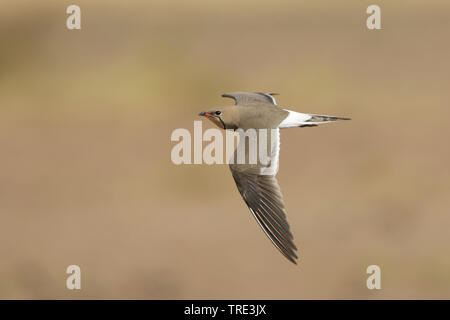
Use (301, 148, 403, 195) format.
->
(279, 110, 351, 128)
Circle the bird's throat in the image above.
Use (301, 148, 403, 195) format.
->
(208, 117, 226, 130)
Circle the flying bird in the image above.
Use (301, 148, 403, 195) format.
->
(199, 92, 350, 264)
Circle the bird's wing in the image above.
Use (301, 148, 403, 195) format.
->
(222, 92, 278, 106)
(229, 128, 298, 264)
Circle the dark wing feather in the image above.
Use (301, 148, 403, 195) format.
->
(230, 170, 298, 264)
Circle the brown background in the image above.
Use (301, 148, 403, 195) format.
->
(0, 0, 449, 299)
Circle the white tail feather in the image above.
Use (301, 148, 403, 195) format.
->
(279, 110, 350, 128)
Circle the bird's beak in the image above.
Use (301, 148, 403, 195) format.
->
(198, 111, 226, 129)
(199, 112, 212, 118)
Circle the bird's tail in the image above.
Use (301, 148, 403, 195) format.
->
(279, 110, 351, 128)
(306, 114, 351, 124)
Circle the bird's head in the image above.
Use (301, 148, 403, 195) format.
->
(198, 106, 236, 130)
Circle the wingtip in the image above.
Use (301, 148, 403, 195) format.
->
(285, 249, 299, 265)
(287, 256, 298, 265)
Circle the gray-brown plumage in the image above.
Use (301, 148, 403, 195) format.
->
(199, 92, 350, 264)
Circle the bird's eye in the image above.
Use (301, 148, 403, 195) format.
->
(215, 111, 222, 116)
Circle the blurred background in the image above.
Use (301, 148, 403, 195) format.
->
(1, 0, 449, 299)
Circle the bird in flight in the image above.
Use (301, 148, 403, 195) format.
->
(199, 92, 350, 264)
